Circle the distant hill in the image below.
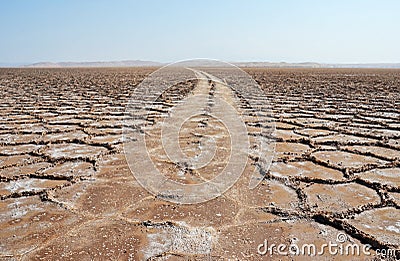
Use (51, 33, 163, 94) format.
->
(235, 62, 400, 68)
(234, 62, 322, 68)
(24, 60, 163, 68)
(0, 62, 27, 67)
(322, 63, 400, 69)
(18, 60, 400, 68)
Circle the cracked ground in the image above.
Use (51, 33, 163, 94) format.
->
(0, 68, 399, 260)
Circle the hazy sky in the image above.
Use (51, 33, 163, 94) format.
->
(1, 0, 399, 64)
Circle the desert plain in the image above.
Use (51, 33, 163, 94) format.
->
(0, 67, 399, 260)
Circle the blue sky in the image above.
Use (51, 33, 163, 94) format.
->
(0, 0, 399, 64)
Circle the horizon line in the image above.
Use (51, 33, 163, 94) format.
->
(1, 60, 400, 69)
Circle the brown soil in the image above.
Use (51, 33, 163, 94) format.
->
(0, 68, 399, 260)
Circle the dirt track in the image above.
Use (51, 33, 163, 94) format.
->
(0, 68, 399, 260)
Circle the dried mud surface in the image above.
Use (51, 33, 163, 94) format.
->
(0, 68, 399, 260)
